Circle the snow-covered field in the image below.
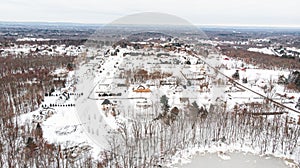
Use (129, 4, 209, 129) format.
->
(248, 47, 300, 58)
(248, 47, 276, 55)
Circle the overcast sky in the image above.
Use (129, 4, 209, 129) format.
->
(0, 0, 299, 27)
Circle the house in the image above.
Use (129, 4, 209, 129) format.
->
(98, 84, 111, 92)
(101, 99, 119, 116)
(133, 85, 151, 93)
(62, 91, 70, 100)
(232, 70, 240, 80)
(278, 75, 288, 85)
(101, 99, 112, 109)
(175, 85, 184, 92)
(180, 97, 190, 105)
(136, 100, 151, 109)
(160, 76, 177, 85)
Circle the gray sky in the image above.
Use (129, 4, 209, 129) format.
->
(0, 0, 299, 27)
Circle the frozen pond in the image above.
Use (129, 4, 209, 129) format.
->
(178, 152, 289, 168)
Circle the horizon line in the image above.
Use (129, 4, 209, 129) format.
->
(1, 20, 300, 29)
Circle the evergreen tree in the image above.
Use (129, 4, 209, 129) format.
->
(160, 95, 170, 113)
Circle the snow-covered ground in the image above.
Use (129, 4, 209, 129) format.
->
(16, 37, 56, 42)
(18, 40, 300, 167)
(0, 44, 85, 57)
(248, 47, 276, 55)
(248, 47, 300, 58)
